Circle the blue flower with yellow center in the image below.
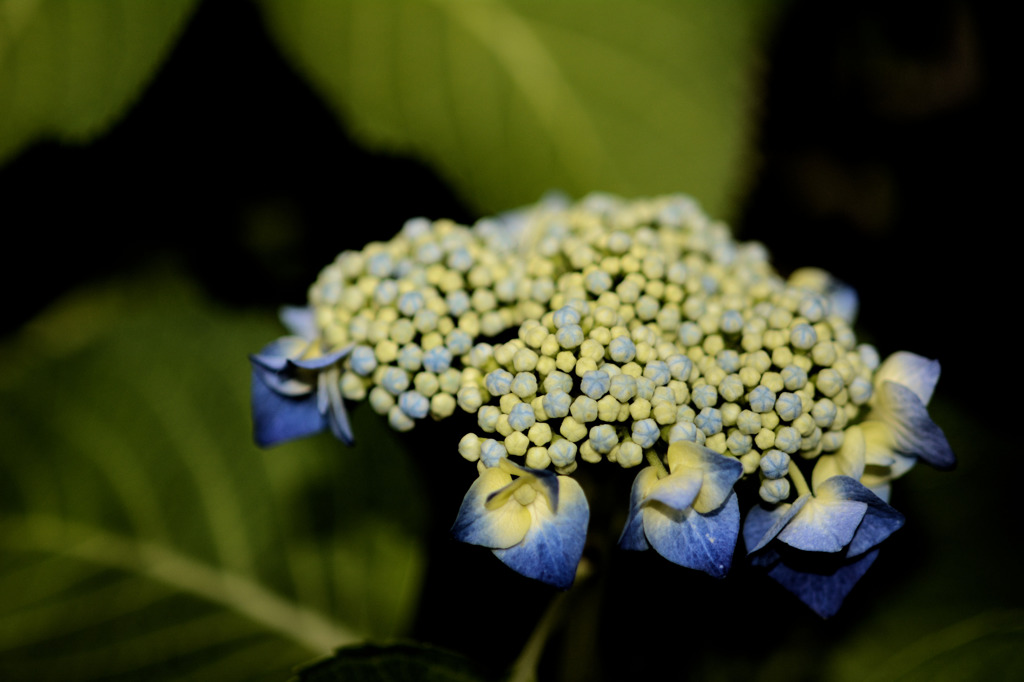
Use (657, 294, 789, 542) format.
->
(249, 307, 354, 447)
(858, 352, 955, 493)
(743, 471, 904, 618)
(451, 459, 590, 589)
(619, 442, 743, 577)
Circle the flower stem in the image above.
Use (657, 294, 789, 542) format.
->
(507, 591, 567, 682)
(646, 451, 669, 478)
(507, 560, 593, 682)
(788, 461, 812, 497)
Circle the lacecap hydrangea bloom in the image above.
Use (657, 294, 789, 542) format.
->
(249, 193, 954, 616)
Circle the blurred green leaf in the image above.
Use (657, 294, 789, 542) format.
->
(0, 270, 426, 680)
(0, 0, 197, 162)
(292, 642, 492, 682)
(856, 610, 1024, 682)
(259, 0, 777, 218)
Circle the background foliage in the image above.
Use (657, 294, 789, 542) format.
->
(0, 272, 426, 679)
(0, 1, 1015, 680)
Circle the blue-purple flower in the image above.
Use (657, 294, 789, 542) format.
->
(451, 459, 589, 589)
(249, 307, 354, 447)
(810, 352, 955, 502)
(858, 352, 955, 497)
(744, 473, 904, 617)
(618, 442, 743, 578)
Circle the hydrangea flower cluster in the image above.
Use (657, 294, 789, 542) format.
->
(250, 193, 954, 617)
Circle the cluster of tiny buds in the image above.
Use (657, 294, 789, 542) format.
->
(305, 194, 882, 504)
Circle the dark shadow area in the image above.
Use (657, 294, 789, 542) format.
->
(1, 0, 472, 336)
(739, 0, 1011, 385)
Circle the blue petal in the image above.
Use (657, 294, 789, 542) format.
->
(493, 477, 589, 589)
(826, 279, 859, 325)
(745, 495, 811, 554)
(618, 510, 648, 551)
(742, 504, 777, 555)
(643, 491, 740, 578)
(450, 468, 529, 549)
(811, 425, 866, 491)
(250, 338, 315, 396)
(250, 367, 326, 447)
(250, 350, 290, 374)
(743, 505, 784, 569)
(875, 351, 939, 405)
(496, 460, 560, 510)
(279, 305, 317, 340)
(877, 381, 956, 470)
(618, 468, 656, 551)
(251, 363, 313, 397)
(840, 483, 905, 557)
(665, 442, 743, 513)
(251, 336, 308, 370)
(765, 548, 880, 618)
(646, 467, 702, 511)
(748, 543, 781, 569)
(693, 452, 743, 513)
(319, 368, 354, 446)
(865, 479, 892, 504)
(289, 344, 353, 371)
(777, 477, 867, 553)
(251, 338, 354, 446)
